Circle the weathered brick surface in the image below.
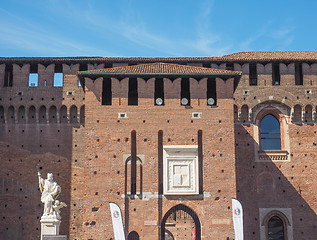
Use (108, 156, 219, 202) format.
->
(0, 58, 316, 240)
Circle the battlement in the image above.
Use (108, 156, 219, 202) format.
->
(1, 52, 317, 240)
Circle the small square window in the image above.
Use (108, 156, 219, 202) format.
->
(192, 112, 201, 119)
(118, 113, 127, 118)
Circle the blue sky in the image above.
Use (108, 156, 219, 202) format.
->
(1, 0, 316, 57)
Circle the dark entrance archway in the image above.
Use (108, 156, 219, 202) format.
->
(161, 204, 201, 240)
(127, 230, 139, 240)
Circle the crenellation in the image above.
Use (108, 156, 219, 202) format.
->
(0, 52, 316, 240)
(0, 64, 5, 88)
(219, 63, 226, 70)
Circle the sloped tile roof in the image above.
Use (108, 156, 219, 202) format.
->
(0, 56, 216, 63)
(217, 51, 317, 61)
(77, 62, 241, 76)
(1, 51, 317, 63)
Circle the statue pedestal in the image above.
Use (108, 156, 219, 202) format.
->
(40, 217, 66, 240)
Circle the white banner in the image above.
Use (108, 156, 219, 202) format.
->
(109, 202, 125, 240)
(232, 198, 244, 240)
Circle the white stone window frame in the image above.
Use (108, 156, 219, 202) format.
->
(252, 103, 291, 162)
(163, 145, 199, 195)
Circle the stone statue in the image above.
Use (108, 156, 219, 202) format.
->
(53, 200, 67, 220)
(37, 170, 62, 218)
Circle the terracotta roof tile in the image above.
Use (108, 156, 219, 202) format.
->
(217, 51, 317, 61)
(77, 62, 241, 76)
(1, 51, 317, 63)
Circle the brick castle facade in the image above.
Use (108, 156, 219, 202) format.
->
(0, 52, 316, 240)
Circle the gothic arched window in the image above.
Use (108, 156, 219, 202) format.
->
(268, 216, 285, 240)
(260, 114, 281, 151)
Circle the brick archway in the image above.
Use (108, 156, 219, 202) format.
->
(161, 204, 201, 240)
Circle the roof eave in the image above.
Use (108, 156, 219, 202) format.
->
(77, 71, 242, 77)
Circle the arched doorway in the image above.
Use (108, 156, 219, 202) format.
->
(161, 204, 201, 240)
(127, 231, 139, 240)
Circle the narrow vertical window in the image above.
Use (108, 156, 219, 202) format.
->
(4, 64, 13, 87)
(128, 77, 138, 105)
(272, 63, 280, 85)
(102, 77, 112, 105)
(29, 64, 38, 87)
(198, 130, 203, 194)
(155, 77, 164, 105)
(249, 63, 257, 85)
(207, 78, 217, 106)
(295, 62, 303, 85)
(54, 64, 63, 87)
(181, 77, 190, 106)
(131, 130, 137, 195)
(158, 130, 163, 194)
(268, 216, 285, 240)
(260, 115, 281, 150)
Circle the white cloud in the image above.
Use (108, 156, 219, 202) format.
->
(0, 7, 114, 56)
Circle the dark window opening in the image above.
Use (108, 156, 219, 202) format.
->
(128, 231, 140, 240)
(272, 63, 280, 85)
(155, 77, 164, 105)
(203, 62, 210, 68)
(30, 64, 38, 74)
(131, 130, 137, 195)
(226, 63, 234, 71)
(181, 78, 190, 106)
(207, 78, 217, 106)
(102, 77, 112, 105)
(295, 62, 303, 85)
(158, 130, 163, 194)
(55, 64, 62, 73)
(128, 78, 138, 105)
(260, 114, 281, 150)
(104, 63, 112, 68)
(249, 63, 257, 85)
(79, 63, 87, 72)
(4, 64, 13, 87)
(198, 130, 203, 194)
(268, 216, 285, 240)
